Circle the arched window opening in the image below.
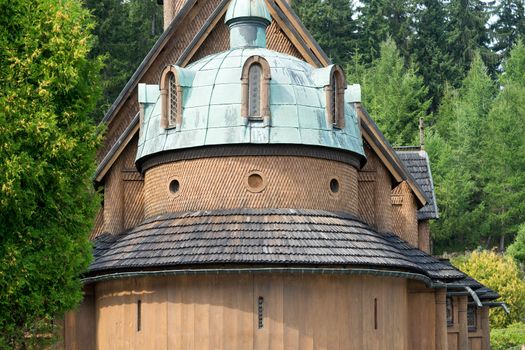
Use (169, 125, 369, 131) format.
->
(248, 63, 262, 118)
(241, 56, 271, 122)
(168, 72, 177, 127)
(160, 66, 182, 129)
(326, 66, 346, 129)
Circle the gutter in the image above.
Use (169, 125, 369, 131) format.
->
(445, 284, 483, 307)
(482, 302, 510, 314)
(81, 267, 448, 289)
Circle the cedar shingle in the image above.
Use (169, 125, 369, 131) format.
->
(90, 208, 461, 281)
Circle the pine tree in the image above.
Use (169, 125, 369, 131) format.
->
(447, 0, 495, 80)
(0, 0, 102, 347)
(347, 39, 430, 145)
(356, 0, 413, 62)
(490, 0, 525, 59)
(427, 53, 496, 250)
(483, 41, 525, 250)
(410, 0, 455, 112)
(85, 0, 163, 120)
(292, 0, 357, 64)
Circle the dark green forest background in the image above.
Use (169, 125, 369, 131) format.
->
(85, 0, 525, 256)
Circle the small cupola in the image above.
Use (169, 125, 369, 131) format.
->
(225, 0, 272, 49)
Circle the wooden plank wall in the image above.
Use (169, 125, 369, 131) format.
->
(90, 274, 412, 350)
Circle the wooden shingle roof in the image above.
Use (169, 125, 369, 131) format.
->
(89, 208, 462, 281)
(395, 148, 439, 220)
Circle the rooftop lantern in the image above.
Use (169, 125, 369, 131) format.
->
(225, 0, 272, 49)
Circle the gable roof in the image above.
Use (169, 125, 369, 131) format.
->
(355, 105, 429, 206)
(395, 147, 439, 220)
(93, 0, 428, 208)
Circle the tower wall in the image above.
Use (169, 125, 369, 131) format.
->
(143, 155, 359, 218)
(93, 274, 410, 350)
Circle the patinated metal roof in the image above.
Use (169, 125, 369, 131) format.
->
(395, 148, 439, 220)
(89, 208, 463, 281)
(136, 48, 365, 165)
(225, 0, 272, 25)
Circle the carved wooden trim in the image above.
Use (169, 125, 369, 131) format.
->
(241, 55, 271, 122)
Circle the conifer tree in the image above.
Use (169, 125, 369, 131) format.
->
(447, 0, 495, 79)
(483, 41, 525, 250)
(0, 0, 102, 347)
(490, 0, 525, 59)
(292, 0, 357, 64)
(410, 0, 455, 111)
(426, 53, 496, 250)
(356, 0, 413, 62)
(347, 39, 430, 146)
(85, 0, 163, 120)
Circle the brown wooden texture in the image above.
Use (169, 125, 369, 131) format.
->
(418, 220, 431, 254)
(99, 137, 144, 235)
(392, 181, 419, 247)
(63, 287, 95, 350)
(480, 306, 490, 350)
(458, 296, 469, 350)
(435, 289, 449, 350)
(91, 273, 411, 350)
(143, 156, 359, 218)
(358, 143, 393, 233)
(408, 281, 436, 350)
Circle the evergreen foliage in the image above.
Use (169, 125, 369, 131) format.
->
(347, 39, 430, 145)
(427, 53, 497, 250)
(410, 0, 454, 111)
(355, 0, 413, 62)
(447, 0, 495, 77)
(490, 0, 525, 59)
(452, 251, 525, 328)
(0, 0, 102, 347)
(84, 0, 163, 120)
(507, 224, 525, 265)
(483, 41, 525, 249)
(292, 0, 357, 64)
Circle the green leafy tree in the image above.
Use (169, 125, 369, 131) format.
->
(427, 53, 496, 251)
(507, 224, 525, 265)
(483, 41, 525, 250)
(347, 39, 430, 145)
(292, 0, 357, 64)
(84, 0, 162, 120)
(0, 0, 102, 347)
(452, 251, 525, 327)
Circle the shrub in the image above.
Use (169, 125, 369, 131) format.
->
(491, 322, 525, 350)
(452, 250, 525, 327)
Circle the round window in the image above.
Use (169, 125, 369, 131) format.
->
(169, 179, 180, 194)
(330, 178, 339, 193)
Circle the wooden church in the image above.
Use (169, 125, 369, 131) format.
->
(62, 0, 503, 348)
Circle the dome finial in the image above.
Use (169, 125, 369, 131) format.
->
(225, 0, 272, 49)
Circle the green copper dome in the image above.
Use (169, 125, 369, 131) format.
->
(135, 0, 365, 166)
(225, 0, 272, 25)
(136, 48, 365, 165)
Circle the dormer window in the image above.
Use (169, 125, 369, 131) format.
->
(160, 66, 182, 129)
(241, 56, 271, 121)
(326, 65, 346, 129)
